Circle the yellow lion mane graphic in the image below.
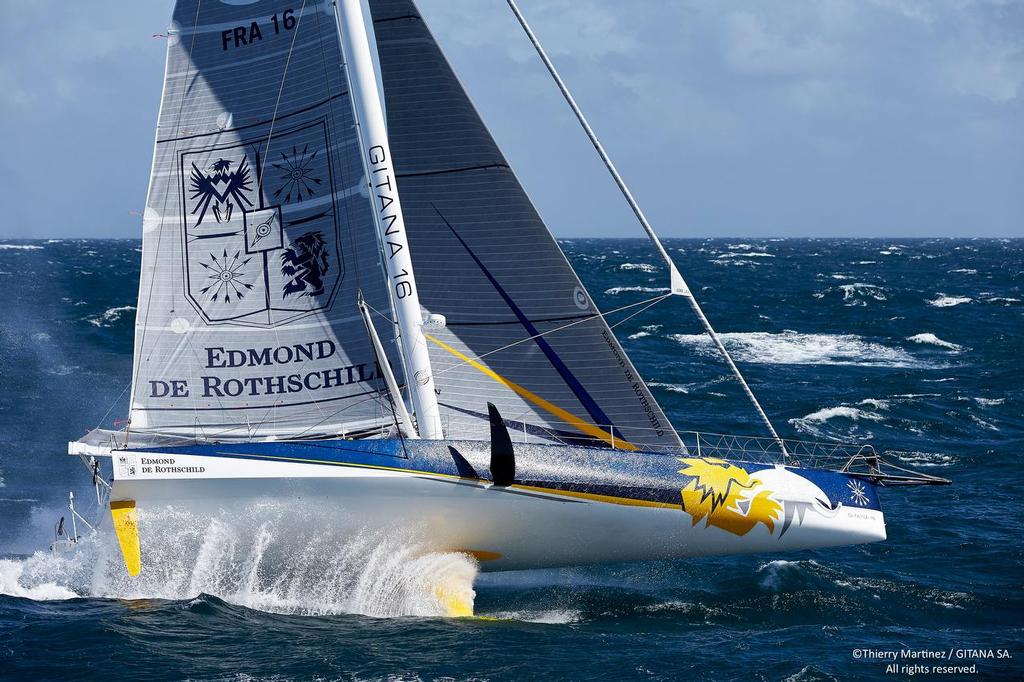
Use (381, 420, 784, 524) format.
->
(678, 458, 783, 536)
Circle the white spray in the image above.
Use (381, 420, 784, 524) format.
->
(1, 501, 478, 618)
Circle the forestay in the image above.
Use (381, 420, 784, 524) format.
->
(369, 0, 682, 450)
(128, 0, 401, 441)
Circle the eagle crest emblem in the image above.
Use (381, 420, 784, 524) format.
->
(188, 157, 253, 227)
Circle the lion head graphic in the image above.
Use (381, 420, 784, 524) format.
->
(678, 458, 783, 536)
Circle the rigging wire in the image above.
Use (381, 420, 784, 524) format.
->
(363, 293, 672, 378)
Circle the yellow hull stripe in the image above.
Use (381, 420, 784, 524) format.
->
(425, 334, 638, 451)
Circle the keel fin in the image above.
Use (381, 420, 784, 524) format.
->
(487, 402, 515, 486)
(110, 500, 141, 577)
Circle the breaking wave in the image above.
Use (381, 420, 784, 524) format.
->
(906, 333, 963, 351)
(788, 398, 893, 439)
(85, 305, 136, 327)
(927, 294, 973, 307)
(893, 451, 957, 468)
(669, 331, 923, 367)
(0, 243, 44, 250)
(715, 251, 775, 258)
(838, 283, 887, 305)
(604, 286, 669, 295)
(618, 262, 658, 272)
(0, 503, 478, 619)
(788, 406, 885, 438)
(648, 381, 689, 394)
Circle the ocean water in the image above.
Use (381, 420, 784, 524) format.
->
(0, 237, 1021, 680)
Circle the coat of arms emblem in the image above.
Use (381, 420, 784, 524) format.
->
(178, 119, 343, 326)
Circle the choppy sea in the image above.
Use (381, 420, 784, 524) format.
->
(0, 238, 1021, 681)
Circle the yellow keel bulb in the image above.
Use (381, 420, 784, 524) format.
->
(110, 500, 141, 577)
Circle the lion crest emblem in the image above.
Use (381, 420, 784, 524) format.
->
(281, 231, 329, 297)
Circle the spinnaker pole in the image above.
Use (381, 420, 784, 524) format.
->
(358, 291, 418, 439)
(334, 0, 444, 439)
(506, 0, 788, 456)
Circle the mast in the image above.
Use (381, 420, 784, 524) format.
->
(333, 0, 444, 439)
(506, 0, 788, 456)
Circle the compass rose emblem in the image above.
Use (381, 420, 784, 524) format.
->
(272, 144, 322, 203)
(198, 248, 254, 303)
(847, 479, 869, 506)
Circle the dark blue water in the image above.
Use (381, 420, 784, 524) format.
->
(1, 238, 1021, 680)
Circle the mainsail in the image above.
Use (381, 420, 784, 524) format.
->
(129, 1, 402, 441)
(369, 0, 682, 449)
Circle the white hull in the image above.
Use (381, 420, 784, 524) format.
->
(110, 449, 886, 571)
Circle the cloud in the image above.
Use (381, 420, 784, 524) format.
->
(946, 43, 1023, 102)
(721, 10, 847, 77)
(0, 0, 1019, 238)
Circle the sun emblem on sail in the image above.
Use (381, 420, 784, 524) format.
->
(272, 145, 322, 204)
(198, 248, 255, 303)
(188, 157, 254, 226)
(678, 458, 782, 536)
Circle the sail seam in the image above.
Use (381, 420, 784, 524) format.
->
(133, 385, 394, 412)
(156, 93, 350, 144)
(372, 13, 421, 25)
(445, 314, 593, 327)
(396, 163, 509, 179)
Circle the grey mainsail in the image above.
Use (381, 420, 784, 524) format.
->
(369, 0, 681, 449)
(128, 1, 401, 440)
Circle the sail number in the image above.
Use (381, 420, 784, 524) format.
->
(222, 9, 297, 51)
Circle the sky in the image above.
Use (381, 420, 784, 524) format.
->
(0, 0, 1020, 239)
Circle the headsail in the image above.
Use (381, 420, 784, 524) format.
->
(368, 0, 681, 450)
(128, 1, 401, 441)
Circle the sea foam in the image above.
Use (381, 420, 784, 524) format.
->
(86, 305, 136, 327)
(927, 294, 972, 307)
(0, 244, 43, 250)
(669, 331, 922, 367)
(906, 333, 964, 351)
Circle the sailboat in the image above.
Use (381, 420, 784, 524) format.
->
(63, 0, 947, 613)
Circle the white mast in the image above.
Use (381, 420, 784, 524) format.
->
(506, 0, 788, 456)
(334, 0, 444, 439)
